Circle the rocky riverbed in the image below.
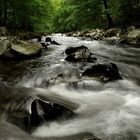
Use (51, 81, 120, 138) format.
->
(66, 26, 140, 45)
(0, 27, 140, 140)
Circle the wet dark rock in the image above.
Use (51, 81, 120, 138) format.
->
(37, 36, 42, 42)
(65, 46, 96, 62)
(38, 36, 60, 45)
(82, 63, 122, 82)
(65, 46, 89, 55)
(65, 47, 78, 55)
(45, 37, 52, 42)
(0, 86, 75, 132)
(24, 99, 74, 132)
(40, 42, 49, 48)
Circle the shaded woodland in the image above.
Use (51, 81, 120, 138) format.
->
(0, 0, 140, 32)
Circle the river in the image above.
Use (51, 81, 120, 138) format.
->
(0, 34, 140, 140)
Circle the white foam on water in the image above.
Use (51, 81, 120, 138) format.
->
(33, 79, 140, 140)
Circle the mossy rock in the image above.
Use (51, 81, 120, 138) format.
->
(0, 39, 42, 59)
(11, 40, 42, 56)
(127, 29, 140, 44)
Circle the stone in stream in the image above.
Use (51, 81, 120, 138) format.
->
(0, 39, 42, 59)
(82, 63, 122, 82)
(37, 36, 42, 42)
(65, 45, 97, 62)
(0, 85, 75, 132)
(38, 36, 60, 46)
(45, 37, 52, 42)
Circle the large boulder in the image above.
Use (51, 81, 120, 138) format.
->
(82, 63, 122, 82)
(0, 39, 42, 59)
(127, 27, 140, 44)
(0, 27, 7, 36)
(11, 40, 42, 58)
(65, 45, 97, 62)
(0, 85, 75, 132)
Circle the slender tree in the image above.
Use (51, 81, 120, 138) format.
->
(102, 0, 114, 28)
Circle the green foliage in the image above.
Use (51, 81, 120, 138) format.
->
(47, 0, 140, 32)
(47, 0, 113, 32)
(0, 0, 139, 32)
(117, 0, 140, 27)
(0, 0, 49, 31)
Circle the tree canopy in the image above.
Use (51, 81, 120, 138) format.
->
(0, 0, 140, 32)
(0, 0, 49, 31)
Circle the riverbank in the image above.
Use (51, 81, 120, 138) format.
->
(66, 26, 140, 45)
(1, 26, 140, 46)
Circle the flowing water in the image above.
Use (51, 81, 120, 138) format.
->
(0, 34, 140, 140)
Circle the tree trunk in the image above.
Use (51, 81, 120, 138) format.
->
(1, 1, 8, 26)
(102, 0, 114, 28)
(0, 8, 2, 25)
(3, 6, 8, 26)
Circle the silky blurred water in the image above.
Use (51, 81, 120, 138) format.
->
(0, 34, 140, 140)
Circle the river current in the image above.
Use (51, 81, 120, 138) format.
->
(0, 34, 140, 140)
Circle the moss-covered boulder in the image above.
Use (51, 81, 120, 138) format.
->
(11, 40, 42, 57)
(0, 39, 42, 59)
(127, 28, 140, 44)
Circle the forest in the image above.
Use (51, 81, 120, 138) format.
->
(0, 0, 140, 140)
(0, 0, 140, 33)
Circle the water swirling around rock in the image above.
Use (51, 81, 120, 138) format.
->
(0, 34, 140, 140)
